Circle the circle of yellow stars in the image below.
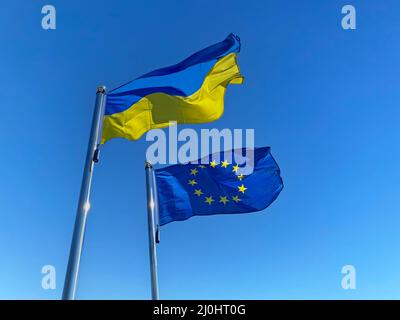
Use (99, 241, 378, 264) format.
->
(187, 160, 248, 206)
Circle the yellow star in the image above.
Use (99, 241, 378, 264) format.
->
(219, 196, 229, 205)
(194, 189, 203, 197)
(188, 179, 197, 186)
(232, 164, 239, 173)
(221, 160, 229, 168)
(238, 184, 247, 194)
(237, 174, 244, 181)
(205, 196, 214, 205)
(198, 165, 206, 169)
(190, 168, 198, 176)
(210, 160, 217, 168)
(232, 195, 241, 203)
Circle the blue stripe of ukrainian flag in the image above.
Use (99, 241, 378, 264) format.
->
(101, 34, 243, 143)
(155, 147, 283, 225)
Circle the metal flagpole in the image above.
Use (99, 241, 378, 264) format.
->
(144, 161, 160, 300)
(62, 86, 107, 300)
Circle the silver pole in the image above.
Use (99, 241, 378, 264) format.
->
(144, 161, 160, 300)
(62, 86, 107, 300)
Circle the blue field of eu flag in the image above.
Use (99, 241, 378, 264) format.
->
(155, 147, 283, 225)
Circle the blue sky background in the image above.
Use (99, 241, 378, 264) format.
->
(1, 0, 400, 299)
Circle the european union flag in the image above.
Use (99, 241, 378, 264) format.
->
(155, 147, 283, 225)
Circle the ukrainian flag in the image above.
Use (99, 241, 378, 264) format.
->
(101, 34, 243, 144)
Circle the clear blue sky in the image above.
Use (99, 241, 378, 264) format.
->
(1, 0, 400, 299)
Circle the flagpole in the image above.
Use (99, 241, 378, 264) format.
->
(144, 161, 160, 300)
(62, 86, 107, 300)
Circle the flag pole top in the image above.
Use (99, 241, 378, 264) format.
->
(96, 85, 107, 94)
(145, 161, 153, 169)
